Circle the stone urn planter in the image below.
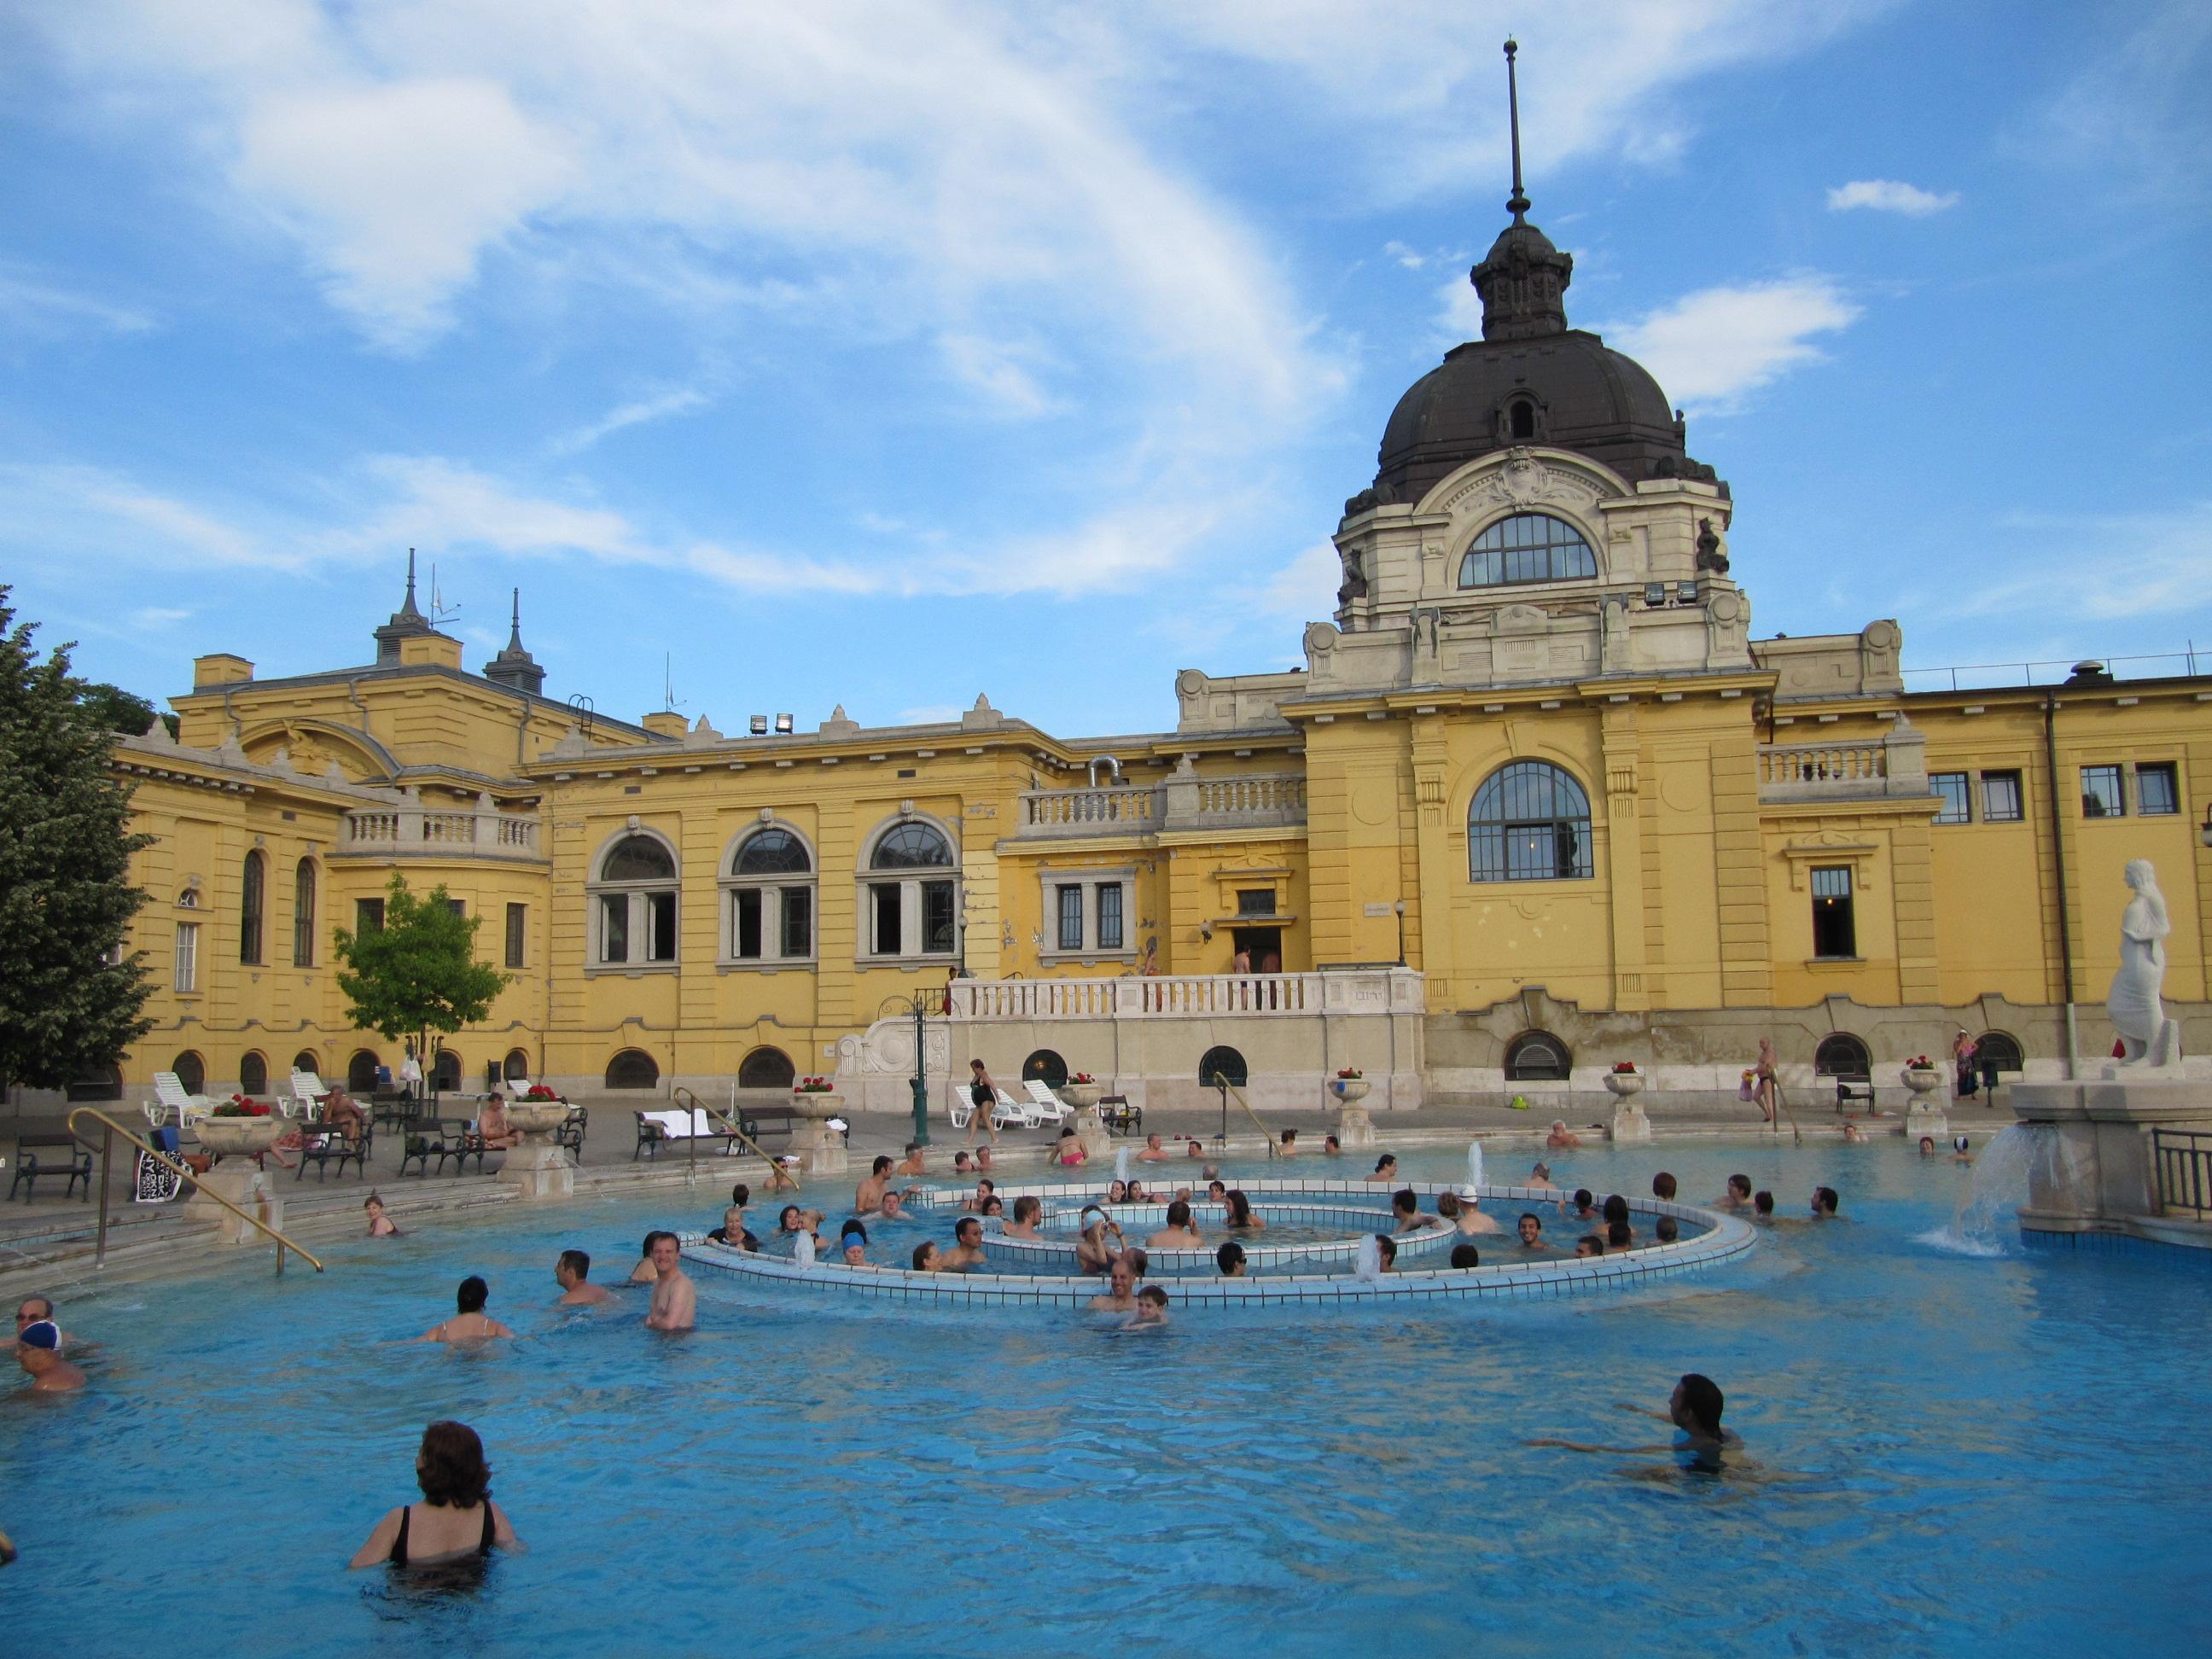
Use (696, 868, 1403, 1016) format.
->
(498, 1100, 576, 1202)
(791, 1091, 848, 1178)
(1330, 1075, 1376, 1149)
(1603, 1069, 1645, 1098)
(1057, 1082, 1103, 1110)
(1900, 1067, 1947, 1140)
(1059, 1082, 1110, 1158)
(188, 1115, 287, 1243)
(1901, 1067, 1943, 1098)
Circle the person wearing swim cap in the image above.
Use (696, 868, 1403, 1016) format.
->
(8, 1295, 60, 1354)
(840, 1224, 871, 1267)
(15, 1321, 84, 1392)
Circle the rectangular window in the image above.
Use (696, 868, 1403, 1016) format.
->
(600, 892, 629, 963)
(780, 886, 812, 958)
(871, 882, 903, 956)
(174, 921, 199, 992)
(1057, 884, 1085, 952)
(1932, 771, 1971, 824)
(1811, 866, 1856, 959)
(355, 897, 385, 934)
(1981, 771, 2023, 824)
(646, 891, 677, 962)
(923, 880, 957, 956)
(504, 903, 527, 969)
(1237, 888, 1275, 917)
(2137, 761, 2179, 817)
(445, 897, 467, 917)
(734, 888, 763, 958)
(2081, 764, 2125, 818)
(1097, 882, 1125, 951)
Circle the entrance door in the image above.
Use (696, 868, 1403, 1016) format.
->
(1231, 926, 1281, 973)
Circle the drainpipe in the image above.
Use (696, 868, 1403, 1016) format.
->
(2043, 691, 2077, 1079)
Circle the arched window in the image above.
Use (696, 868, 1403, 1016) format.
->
(431, 1047, 463, 1092)
(862, 819, 959, 962)
(723, 826, 815, 964)
(1509, 399, 1537, 440)
(1198, 1045, 1248, 1088)
(172, 1051, 206, 1096)
(1814, 1033, 1871, 1079)
(240, 849, 265, 964)
(1975, 1032, 2024, 1074)
(292, 858, 317, 966)
(66, 1064, 123, 1103)
(1469, 761, 1593, 882)
(346, 1049, 381, 1092)
(291, 1050, 320, 1077)
(1505, 1031, 1571, 1081)
(1458, 512, 1598, 588)
(239, 1051, 268, 1095)
(606, 1049, 661, 1090)
(591, 832, 678, 967)
(1022, 1050, 1068, 1089)
(738, 1046, 796, 1089)
(504, 1049, 531, 1081)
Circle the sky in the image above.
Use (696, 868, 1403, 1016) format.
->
(2, 0, 2208, 740)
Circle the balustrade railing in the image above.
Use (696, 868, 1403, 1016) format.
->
(2153, 1127, 2212, 1219)
(1019, 784, 1158, 835)
(1012, 771, 1308, 839)
(951, 969, 1402, 1020)
(336, 804, 543, 860)
(1759, 741, 1888, 789)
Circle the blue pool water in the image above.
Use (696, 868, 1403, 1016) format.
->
(3, 1138, 2208, 1655)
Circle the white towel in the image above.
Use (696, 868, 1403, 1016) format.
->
(642, 1109, 698, 1138)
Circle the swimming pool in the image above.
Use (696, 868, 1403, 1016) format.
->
(4, 1138, 2209, 1655)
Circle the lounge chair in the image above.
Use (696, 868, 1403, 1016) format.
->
(152, 1071, 214, 1131)
(946, 1081, 1033, 1132)
(1019, 1080, 1073, 1124)
(288, 1070, 329, 1114)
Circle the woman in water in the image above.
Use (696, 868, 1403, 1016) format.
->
(1055, 1126, 1088, 1167)
(778, 1205, 826, 1250)
(364, 1193, 399, 1237)
(1223, 1190, 1266, 1232)
(350, 1421, 521, 1569)
(1074, 1206, 1125, 1273)
(1106, 1179, 1128, 1203)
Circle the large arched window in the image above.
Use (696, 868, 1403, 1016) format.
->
(240, 850, 266, 964)
(1975, 1032, 2024, 1074)
(1814, 1033, 1871, 1079)
(172, 1051, 206, 1096)
(239, 1051, 268, 1096)
(292, 858, 317, 966)
(1197, 1045, 1248, 1088)
(605, 1049, 661, 1091)
(431, 1047, 463, 1093)
(1022, 1049, 1068, 1089)
(346, 1049, 381, 1092)
(738, 1046, 796, 1089)
(861, 819, 958, 962)
(1505, 1030, 1572, 1081)
(1469, 761, 1594, 882)
(591, 832, 678, 967)
(722, 825, 815, 964)
(1458, 512, 1598, 588)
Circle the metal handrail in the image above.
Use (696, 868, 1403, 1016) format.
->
(2152, 1127, 2212, 1218)
(1208, 1073, 1278, 1157)
(671, 1086, 799, 1191)
(66, 1107, 325, 1273)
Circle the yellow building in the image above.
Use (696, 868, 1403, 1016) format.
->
(67, 187, 2212, 1121)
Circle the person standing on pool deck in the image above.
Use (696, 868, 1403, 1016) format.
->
(349, 1420, 521, 1569)
(554, 1250, 609, 1306)
(644, 1235, 696, 1330)
(964, 1060, 1002, 1147)
(14, 1322, 82, 1392)
(416, 1278, 515, 1343)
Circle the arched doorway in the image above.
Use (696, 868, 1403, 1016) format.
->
(1505, 1031, 1571, 1081)
(606, 1049, 661, 1090)
(346, 1050, 381, 1092)
(1197, 1045, 1248, 1088)
(172, 1051, 206, 1096)
(738, 1046, 795, 1089)
(431, 1047, 463, 1093)
(504, 1049, 532, 1082)
(1022, 1049, 1068, 1089)
(238, 1052, 268, 1096)
(1814, 1033, 1871, 1079)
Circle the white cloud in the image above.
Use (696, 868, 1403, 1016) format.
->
(1826, 178, 1958, 216)
(2034, 2, 2212, 203)
(0, 264, 154, 337)
(938, 332, 1058, 417)
(549, 386, 713, 457)
(1601, 276, 1860, 410)
(1961, 504, 2212, 622)
(0, 463, 278, 567)
(1435, 270, 1485, 342)
(128, 606, 193, 628)
(1384, 240, 1427, 270)
(1260, 540, 1342, 620)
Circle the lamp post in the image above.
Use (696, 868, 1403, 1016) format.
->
(879, 992, 936, 1148)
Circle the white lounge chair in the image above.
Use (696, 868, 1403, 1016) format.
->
(288, 1070, 329, 1112)
(946, 1082, 1033, 1132)
(152, 1071, 214, 1131)
(1019, 1079, 1073, 1123)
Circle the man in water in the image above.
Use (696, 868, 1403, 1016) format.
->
(14, 1321, 83, 1392)
(1137, 1132, 1171, 1164)
(1516, 1213, 1554, 1253)
(1753, 1191, 1776, 1220)
(1811, 1186, 1841, 1219)
(952, 1150, 976, 1175)
(944, 1217, 990, 1271)
(416, 1277, 516, 1343)
(1436, 1192, 1499, 1236)
(1147, 1200, 1203, 1249)
(1450, 1243, 1481, 1268)
(1322, 1133, 1341, 1156)
(645, 1234, 696, 1331)
(975, 1145, 996, 1173)
(1655, 1215, 1680, 1244)
(1390, 1188, 1434, 1233)
(1527, 1161, 1557, 1191)
(876, 1189, 908, 1222)
(1217, 1241, 1248, 1278)
(1547, 1120, 1582, 1150)
(1004, 1196, 1046, 1240)
(1562, 1188, 1601, 1223)
(1088, 1258, 1138, 1313)
(1365, 1154, 1399, 1185)
(898, 1143, 928, 1178)
(554, 1249, 610, 1306)
(1715, 1174, 1753, 1211)
(8, 1295, 59, 1354)
(1575, 1234, 1604, 1258)
(855, 1155, 894, 1214)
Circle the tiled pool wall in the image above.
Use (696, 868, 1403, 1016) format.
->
(681, 1182, 1755, 1308)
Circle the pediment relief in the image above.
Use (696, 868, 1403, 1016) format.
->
(1492, 603, 1549, 637)
(240, 719, 392, 783)
(1429, 448, 1616, 521)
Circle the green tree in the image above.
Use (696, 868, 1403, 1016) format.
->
(333, 874, 509, 1090)
(77, 680, 178, 741)
(0, 588, 154, 1096)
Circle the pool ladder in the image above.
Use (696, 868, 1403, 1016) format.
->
(1208, 1073, 1280, 1157)
(65, 1107, 325, 1274)
(669, 1086, 800, 1192)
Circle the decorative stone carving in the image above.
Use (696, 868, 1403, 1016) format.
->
(2106, 859, 2181, 1072)
(1694, 517, 1729, 573)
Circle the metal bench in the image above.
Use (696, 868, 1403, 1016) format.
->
(632, 1109, 748, 1161)
(9, 1132, 94, 1202)
(294, 1120, 372, 1180)
(399, 1118, 493, 1178)
(1832, 1074, 1876, 1114)
(369, 1089, 416, 1130)
(556, 1106, 588, 1159)
(1098, 1094, 1143, 1134)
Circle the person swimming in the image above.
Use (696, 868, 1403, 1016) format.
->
(14, 1320, 83, 1392)
(1224, 1190, 1266, 1232)
(1516, 1213, 1554, 1253)
(553, 1249, 609, 1306)
(839, 1223, 871, 1267)
(1522, 1372, 1742, 1474)
(1146, 1200, 1203, 1249)
(1075, 1207, 1124, 1273)
(364, 1194, 399, 1237)
(943, 1216, 990, 1270)
(1088, 1258, 1138, 1313)
(1128, 1285, 1169, 1329)
(1389, 1188, 1432, 1233)
(1216, 1240, 1248, 1277)
(1435, 1191, 1499, 1237)
(1449, 1243, 1481, 1269)
(1004, 1196, 1045, 1240)
(1811, 1186, 1841, 1219)
(415, 1277, 515, 1344)
(348, 1420, 520, 1570)
(644, 1236, 696, 1330)
(1365, 1154, 1400, 1184)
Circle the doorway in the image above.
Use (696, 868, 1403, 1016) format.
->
(1231, 926, 1282, 974)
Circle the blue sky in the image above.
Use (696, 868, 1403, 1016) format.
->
(3, 0, 2208, 739)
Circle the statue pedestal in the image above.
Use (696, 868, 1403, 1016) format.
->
(1607, 1102, 1651, 1143)
(189, 1156, 286, 1244)
(792, 1095, 847, 1178)
(1902, 1103, 1948, 1143)
(1072, 1106, 1112, 1161)
(2011, 1077, 2212, 1246)
(1335, 1105, 1377, 1149)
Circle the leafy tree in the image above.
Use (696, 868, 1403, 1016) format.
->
(78, 680, 179, 741)
(333, 874, 509, 1090)
(0, 589, 154, 1096)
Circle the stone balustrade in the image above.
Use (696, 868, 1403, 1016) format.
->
(1757, 725, 1930, 804)
(334, 793, 544, 863)
(1010, 769, 1308, 841)
(1017, 783, 1158, 837)
(947, 967, 1418, 1021)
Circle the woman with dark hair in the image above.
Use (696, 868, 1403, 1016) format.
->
(1223, 1190, 1266, 1232)
(349, 1420, 521, 1569)
(413, 1277, 515, 1344)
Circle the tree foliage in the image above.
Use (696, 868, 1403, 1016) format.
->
(0, 588, 154, 1092)
(333, 874, 510, 1067)
(78, 679, 178, 741)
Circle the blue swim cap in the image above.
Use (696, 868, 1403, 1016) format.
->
(841, 1230, 867, 1251)
(19, 1319, 60, 1351)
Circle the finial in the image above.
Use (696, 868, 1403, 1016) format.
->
(405, 547, 417, 603)
(508, 586, 523, 647)
(1504, 38, 1530, 221)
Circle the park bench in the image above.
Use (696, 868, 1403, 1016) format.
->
(633, 1109, 749, 1161)
(1832, 1074, 1876, 1114)
(556, 1106, 589, 1158)
(399, 1118, 495, 1178)
(1097, 1094, 1143, 1135)
(8, 1132, 94, 1202)
(294, 1120, 373, 1180)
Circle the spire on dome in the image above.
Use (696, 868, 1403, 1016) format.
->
(481, 586, 546, 697)
(1467, 40, 1574, 342)
(372, 548, 435, 664)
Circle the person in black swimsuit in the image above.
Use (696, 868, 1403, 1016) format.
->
(349, 1421, 521, 1569)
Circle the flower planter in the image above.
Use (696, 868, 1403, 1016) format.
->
(1603, 1071, 1645, 1099)
(504, 1102, 571, 1137)
(193, 1115, 285, 1158)
(1057, 1083, 1103, 1110)
(498, 1102, 575, 1201)
(185, 1116, 287, 1243)
(1330, 1077, 1371, 1105)
(1901, 1068, 1943, 1098)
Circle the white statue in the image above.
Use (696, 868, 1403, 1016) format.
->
(2106, 859, 2180, 1069)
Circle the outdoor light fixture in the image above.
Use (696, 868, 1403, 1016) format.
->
(1677, 579, 1698, 604)
(749, 714, 768, 736)
(1644, 582, 1667, 607)
(774, 713, 794, 734)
